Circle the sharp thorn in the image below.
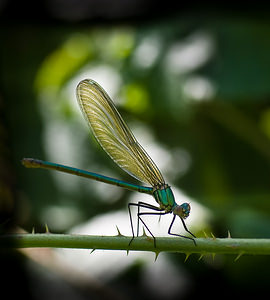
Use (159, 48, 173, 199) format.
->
(234, 252, 244, 262)
(198, 254, 204, 261)
(203, 231, 209, 238)
(90, 249, 95, 254)
(32, 227, 35, 234)
(227, 230, 231, 238)
(154, 252, 160, 262)
(184, 253, 191, 262)
(210, 232, 216, 240)
(45, 223, 50, 234)
(126, 249, 130, 256)
(142, 227, 147, 237)
(115, 225, 123, 236)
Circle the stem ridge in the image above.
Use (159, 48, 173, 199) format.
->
(1, 234, 270, 256)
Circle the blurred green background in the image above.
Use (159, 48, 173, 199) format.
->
(1, 2, 270, 299)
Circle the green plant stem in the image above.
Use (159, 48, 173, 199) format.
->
(1, 234, 270, 256)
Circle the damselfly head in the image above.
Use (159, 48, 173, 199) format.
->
(173, 203, 190, 219)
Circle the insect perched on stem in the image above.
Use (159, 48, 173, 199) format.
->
(22, 79, 196, 247)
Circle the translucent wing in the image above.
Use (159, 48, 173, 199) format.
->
(76, 79, 165, 187)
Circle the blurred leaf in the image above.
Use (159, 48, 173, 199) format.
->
(209, 20, 270, 100)
(35, 33, 93, 91)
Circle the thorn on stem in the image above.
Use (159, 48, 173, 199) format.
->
(198, 254, 204, 261)
(211, 232, 216, 240)
(234, 252, 244, 262)
(142, 227, 147, 237)
(45, 223, 50, 234)
(203, 231, 209, 238)
(184, 253, 191, 262)
(115, 225, 123, 236)
(154, 251, 160, 262)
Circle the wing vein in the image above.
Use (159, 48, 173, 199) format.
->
(76, 79, 165, 187)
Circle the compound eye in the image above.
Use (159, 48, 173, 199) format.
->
(180, 203, 191, 218)
(173, 203, 191, 219)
